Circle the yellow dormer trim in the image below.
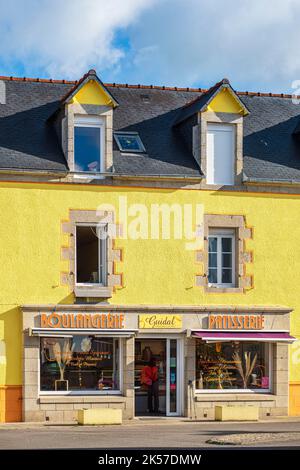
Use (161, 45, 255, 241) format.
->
(206, 88, 247, 115)
(71, 80, 114, 107)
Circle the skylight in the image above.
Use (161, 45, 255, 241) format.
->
(114, 132, 145, 153)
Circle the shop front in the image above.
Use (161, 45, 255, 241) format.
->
(22, 305, 295, 422)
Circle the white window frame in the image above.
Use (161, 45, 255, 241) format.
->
(75, 223, 107, 287)
(74, 115, 105, 174)
(206, 123, 235, 186)
(208, 228, 236, 288)
(114, 131, 145, 153)
(195, 342, 272, 394)
(39, 336, 123, 396)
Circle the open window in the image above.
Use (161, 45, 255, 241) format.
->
(74, 116, 104, 173)
(75, 224, 107, 286)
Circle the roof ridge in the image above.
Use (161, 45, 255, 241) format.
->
(0, 75, 77, 85)
(0, 74, 298, 99)
(59, 70, 90, 102)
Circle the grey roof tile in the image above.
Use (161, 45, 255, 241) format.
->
(0, 80, 68, 171)
(242, 95, 300, 181)
(0, 78, 300, 181)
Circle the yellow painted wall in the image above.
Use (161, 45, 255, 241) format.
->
(207, 88, 246, 114)
(72, 80, 114, 106)
(0, 182, 299, 388)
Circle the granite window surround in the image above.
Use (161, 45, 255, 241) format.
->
(193, 111, 244, 187)
(195, 214, 253, 293)
(61, 209, 123, 299)
(62, 102, 114, 175)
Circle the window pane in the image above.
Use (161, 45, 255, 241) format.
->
(206, 124, 234, 186)
(222, 237, 232, 253)
(98, 225, 107, 285)
(208, 268, 218, 284)
(76, 226, 99, 283)
(116, 135, 142, 151)
(40, 336, 120, 391)
(74, 126, 101, 172)
(222, 253, 232, 268)
(169, 339, 177, 413)
(208, 237, 217, 252)
(222, 268, 232, 284)
(195, 340, 269, 390)
(209, 253, 217, 268)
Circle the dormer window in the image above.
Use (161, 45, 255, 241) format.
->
(74, 116, 104, 172)
(206, 123, 235, 185)
(175, 78, 249, 187)
(114, 132, 145, 153)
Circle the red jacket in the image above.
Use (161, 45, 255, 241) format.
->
(141, 365, 158, 386)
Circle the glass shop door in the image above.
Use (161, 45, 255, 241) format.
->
(134, 338, 183, 417)
(166, 338, 183, 416)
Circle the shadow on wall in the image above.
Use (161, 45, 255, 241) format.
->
(57, 293, 76, 305)
(0, 306, 22, 422)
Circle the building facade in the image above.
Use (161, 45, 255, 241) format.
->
(0, 70, 299, 422)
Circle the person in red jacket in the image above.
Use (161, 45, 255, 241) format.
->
(141, 357, 159, 414)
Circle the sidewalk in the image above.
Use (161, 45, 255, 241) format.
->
(1, 415, 300, 429)
(1, 418, 300, 448)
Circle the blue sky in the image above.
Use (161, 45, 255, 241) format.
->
(1, 0, 300, 93)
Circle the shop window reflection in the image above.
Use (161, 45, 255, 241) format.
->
(195, 340, 270, 391)
(40, 336, 120, 392)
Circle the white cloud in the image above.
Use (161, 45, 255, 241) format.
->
(124, 0, 300, 92)
(0, 0, 156, 78)
(1, 0, 300, 91)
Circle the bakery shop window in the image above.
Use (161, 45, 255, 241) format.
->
(195, 340, 271, 392)
(40, 336, 121, 393)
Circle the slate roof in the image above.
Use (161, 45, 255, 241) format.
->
(0, 80, 68, 172)
(0, 75, 300, 182)
(174, 78, 249, 125)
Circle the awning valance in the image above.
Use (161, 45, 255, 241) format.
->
(191, 331, 296, 343)
(29, 328, 137, 338)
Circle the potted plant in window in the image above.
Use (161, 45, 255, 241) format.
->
(53, 340, 74, 391)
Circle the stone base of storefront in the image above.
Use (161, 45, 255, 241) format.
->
(24, 395, 132, 423)
(190, 394, 288, 421)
